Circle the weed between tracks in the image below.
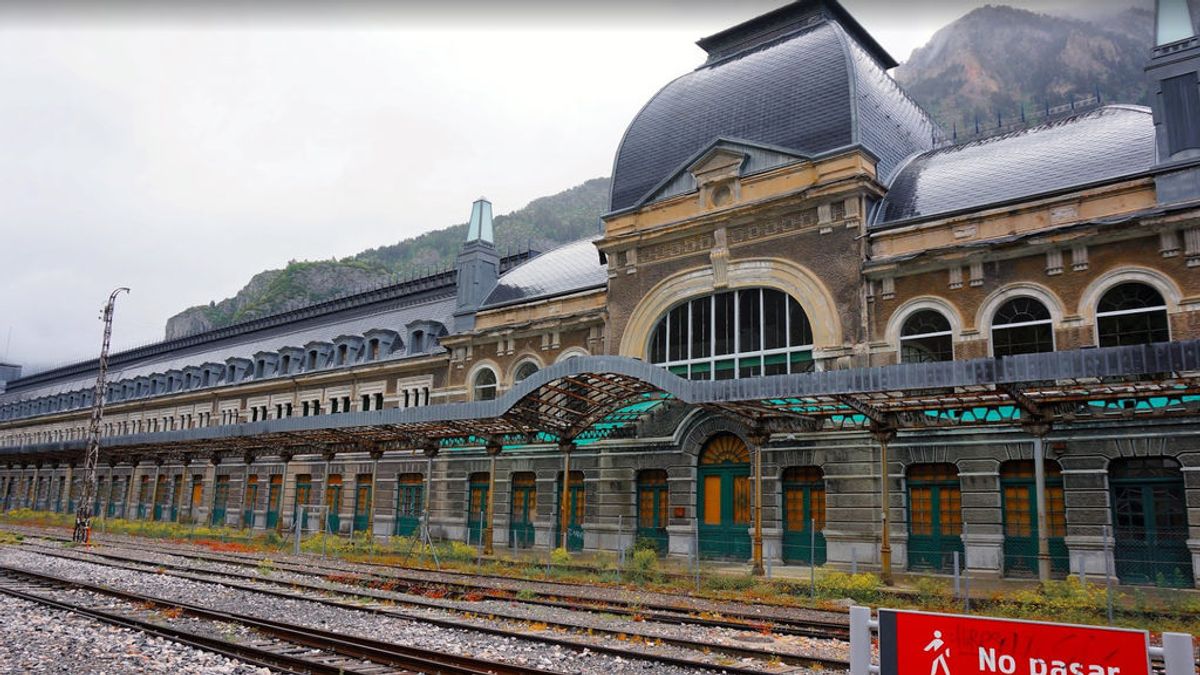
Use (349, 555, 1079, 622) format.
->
(6, 508, 1200, 636)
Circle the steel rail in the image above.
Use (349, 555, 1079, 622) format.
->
(0, 570, 350, 675)
(23, 527, 848, 639)
(0, 563, 551, 675)
(12, 541, 849, 673)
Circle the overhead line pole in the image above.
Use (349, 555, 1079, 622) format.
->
(74, 287, 130, 544)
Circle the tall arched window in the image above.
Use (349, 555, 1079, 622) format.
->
(473, 368, 498, 401)
(900, 310, 953, 363)
(513, 361, 539, 384)
(1096, 283, 1169, 347)
(647, 288, 813, 380)
(992, 297, 1054, 357)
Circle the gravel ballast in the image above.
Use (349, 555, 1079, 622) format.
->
(2, 548, 809, 674)
(0, 591, 271, 674)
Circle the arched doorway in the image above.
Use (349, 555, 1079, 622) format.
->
(906, 463, 962, 572)
(1000, 460, 1067, 577)
(555, 470, 585, 552)
(467, 472, 489, 545)
(509, 472, 536, 549)
(637, 469, 669, 554)
(782, 466, 826, 565)
(697, 434, 751, 559)
(1110, 457, 1192, 586)
(394, 473, 423, 537)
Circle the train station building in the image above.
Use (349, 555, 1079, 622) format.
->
(3, 0, 1200, 586)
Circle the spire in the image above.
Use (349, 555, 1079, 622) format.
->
(466, 197, 494, 244)
(1157, 0, 1195, 46)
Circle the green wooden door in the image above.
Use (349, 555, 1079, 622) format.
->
(137, 476, 150, 519)
(509, 473, 536, 548)
(353, 475, 372, 534)
(637, 470, 669, 554)
(394, 474, 423, 536)
(325, 476, 343, 534)
(107, 478, 121, 518)
(295, 476, 312, 531)
(153, 476, 167, 521)
(1001, 461, 1067, 576)
(242, 476, 258, 529)
(169, 475, 183, 522)
(906, 464, 963, 573)
(1111, 458, 1192, 586)
(782, 467, 826, 565)
(555, 471, 584, 551)
(697, 435, 751, 559)
(467, 474, 489, 545)
(265, 475, 282, 529)
(211, 476, 229, 525)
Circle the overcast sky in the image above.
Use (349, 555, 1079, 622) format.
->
(0, 0, 1146, 373)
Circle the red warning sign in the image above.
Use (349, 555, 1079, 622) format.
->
(879, 609, 1150, 675)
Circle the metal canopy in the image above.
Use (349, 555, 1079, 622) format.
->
(4, 341, 1200, 465)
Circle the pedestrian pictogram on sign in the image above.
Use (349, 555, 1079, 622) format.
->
(878, 609, 1150, 675)
(924, 629, 951, 675)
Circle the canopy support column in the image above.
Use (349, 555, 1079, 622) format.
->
(873, 427, 897, 586)
(484, 439, 502, 555)
(559, 440, 575, 551)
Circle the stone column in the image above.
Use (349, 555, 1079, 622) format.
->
(30, 463, 40, 510)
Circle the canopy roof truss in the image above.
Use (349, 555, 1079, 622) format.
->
(5, 341, 1200, 466)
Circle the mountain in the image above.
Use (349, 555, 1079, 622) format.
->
(165, 3, 1172, 337)
(164, 177, 609, 339)
(894, 4, 1156, 131)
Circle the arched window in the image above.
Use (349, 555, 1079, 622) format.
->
(648, 288, 813, 380)
(991, 297, 1054, 357)
(513, 361, 539, 384)
(900, 310, 953, 363)
(1096, 283, 1169, 347)
(473, 368, 498, 401)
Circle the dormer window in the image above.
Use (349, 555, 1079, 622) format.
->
(202, 371, 210, 387)
(337, 344, 348, 365)
(255, 360, 265, 378)
(308, 350, 318, 370)
(411, 330, 424, 354)
(280, 355, 291, 374)
(368, 339, 380, 360)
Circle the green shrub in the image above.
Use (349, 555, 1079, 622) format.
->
(914, 577, 952, 606)
(625, 548, 660, 583)
(441, 540, 480, 562)
(815, 571, 883, 604)
(550, 547, 572, 566)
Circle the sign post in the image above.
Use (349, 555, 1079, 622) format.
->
(850, 606, 1194, 675)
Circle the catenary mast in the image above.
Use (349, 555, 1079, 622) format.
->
(73, 287, 129, 543)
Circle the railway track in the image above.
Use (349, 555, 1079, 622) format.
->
(10, 541, 849, 672)
(5, 526, 849, 640)
(0, 564, 551, 675)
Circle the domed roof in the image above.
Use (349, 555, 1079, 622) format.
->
(608, 1, 939, 213)
(874, 106, 1156, 227)
(482, 238, 607, 309)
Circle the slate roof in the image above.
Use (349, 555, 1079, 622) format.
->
(874, 105, 1157, 227)
(608, 1, 938, 213)
(482, 238, 607, 310)
(0, 294, 457, 404)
